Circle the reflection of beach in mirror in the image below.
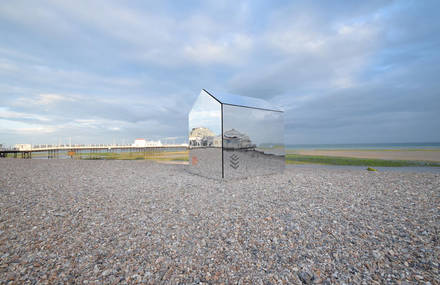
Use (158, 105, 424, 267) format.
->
(188, 89, 285, 179)
(188, 90, 222, 178)
(222, 104, 284, 178)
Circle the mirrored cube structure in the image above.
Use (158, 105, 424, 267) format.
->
(188, 89, 284, 179)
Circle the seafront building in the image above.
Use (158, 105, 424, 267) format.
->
(14, 144, 32, 151)
(132, 138, 162, 147)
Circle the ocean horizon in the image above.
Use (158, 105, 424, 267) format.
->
(286, 142, 440, 150)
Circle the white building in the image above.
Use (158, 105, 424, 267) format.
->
(132, 138, 162, 147)
(14, 144, 32, 151)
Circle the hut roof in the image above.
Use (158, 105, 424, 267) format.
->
(202, 89, 283, 112)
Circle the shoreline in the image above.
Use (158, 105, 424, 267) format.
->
(288, 149, 440, 162)
(286, 163, 440, 173)
(4, 148, 440, 168)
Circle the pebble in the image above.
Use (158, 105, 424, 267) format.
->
(102, 269, 111, 277)
(0, 159, 438, 283)
(372, 250, 382, 260)
(298, 271, 314, 284)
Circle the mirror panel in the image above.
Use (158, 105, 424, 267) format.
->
(222, 104, 284, 179)
(188, 90, 223, 178)
(211, 91, 282, 112)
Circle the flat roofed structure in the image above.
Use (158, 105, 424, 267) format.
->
(188, 89, 284, 179)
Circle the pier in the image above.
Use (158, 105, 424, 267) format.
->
(0, 144, 188, 159)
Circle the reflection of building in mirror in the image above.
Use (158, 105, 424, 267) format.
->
(223, 129, 255, 149)
(188, 89, 284, 179)
(189, 127, 221, 147)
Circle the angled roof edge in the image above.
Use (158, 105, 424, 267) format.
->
(202, 89, 283, 112)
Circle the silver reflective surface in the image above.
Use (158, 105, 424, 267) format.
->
(188, 89, 284, 179)
(222, 104, 284, 178)
(207, 90, 282, 112)
(188, 90, 222, 178)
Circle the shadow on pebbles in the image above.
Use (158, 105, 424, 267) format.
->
(0, 159, 439, 284)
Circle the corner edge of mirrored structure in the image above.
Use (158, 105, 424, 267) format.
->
(188, 89, 223, 179)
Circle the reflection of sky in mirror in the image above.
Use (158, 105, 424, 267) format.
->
(189, 90, 221, 135)
(223, 105, 284, 146)
(205, 90, 282, 112)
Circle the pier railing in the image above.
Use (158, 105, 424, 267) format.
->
(0, 144, 189, 159)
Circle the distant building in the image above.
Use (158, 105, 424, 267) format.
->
(14, 144, 32, 151)
(223, 129, 256, 149)
(189, 127, 221, 147)
(132, 138, 162, 147)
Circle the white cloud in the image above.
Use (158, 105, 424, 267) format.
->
(0, 107, 50, 121)
(15, 126, 57, 135)
(37, 94, 76, 105)
(14, 93, 77, 106)
(0, 119, 57, 134)
(0, 62, 18, 72)
(183, 34, 253, 65)
(0, 1, 438, 145)
(0, 48, 43, 63)
(266, 28, 326, 55)
(228, 8, 384, 99)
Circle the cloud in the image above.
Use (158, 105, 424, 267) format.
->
(15, 126, 57, 135)
(228, 8, 383, 98)
(0, 0, 439, 145)
(0, 107, 50, 122)
(0, 119, 57, 134)
(15, 94, 77, 106)
(183, 34, 253, 65)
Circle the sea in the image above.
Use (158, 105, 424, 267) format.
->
(286, 142, 440, 150)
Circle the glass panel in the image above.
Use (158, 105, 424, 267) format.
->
(188, 90, 222, 178)
(222, 104, 284, 178)
(204, 89, 282, 112)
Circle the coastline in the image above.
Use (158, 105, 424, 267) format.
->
(288, 149, 440, 162)
(287, 163, 440, 173)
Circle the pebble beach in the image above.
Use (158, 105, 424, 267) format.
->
(0, 159, 439, 284)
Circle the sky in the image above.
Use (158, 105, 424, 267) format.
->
(0, 0, 439, 146)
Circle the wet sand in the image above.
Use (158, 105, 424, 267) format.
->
(294, 149, 440, 162)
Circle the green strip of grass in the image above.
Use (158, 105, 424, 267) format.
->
(75, 151, 189, 161)
(285, 149, 440, 154)
(286, 154, 440, 167)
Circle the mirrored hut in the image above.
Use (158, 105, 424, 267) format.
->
(188, 89, 284, 179)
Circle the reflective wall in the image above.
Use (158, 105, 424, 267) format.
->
(188, 90, 284, 179)
(188, 90, 222, 178)
(222, 105, 284, 179)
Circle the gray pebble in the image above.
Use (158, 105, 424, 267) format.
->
(0, 159, 438, 284)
